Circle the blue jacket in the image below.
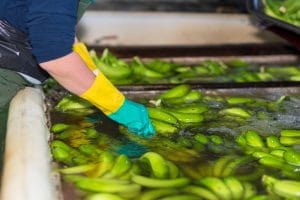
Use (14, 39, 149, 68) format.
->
(0, 0, 77, 63)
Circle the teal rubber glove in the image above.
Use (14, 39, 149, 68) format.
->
(108, 99, 155, 138)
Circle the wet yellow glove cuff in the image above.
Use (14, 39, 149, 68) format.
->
(73, 42, 97, 73)
(80, 73, 125, 115)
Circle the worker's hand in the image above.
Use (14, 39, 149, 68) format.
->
(80, 72, 155, 138)
(75, 42, 155, 138)
(108, 99, 155, 138)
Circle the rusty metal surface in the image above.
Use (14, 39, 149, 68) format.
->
(89, 43, 299, 58)
(117, 82, 300, 92)
(88, 44, 300, 90)
(123, 86, 300, 100)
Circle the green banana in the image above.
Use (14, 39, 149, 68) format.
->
(132, 57, 164, 79)
(283, 149, 300, 167)
(159, 194, 199, 200)
(105, 154, 132, 178)
(262, 175, 300, 199)
(162, 91, 202, 105)
(198, 163, 214, 178)
(157, 84, 191, 99)
(59, 163, 97, 174)
(273, 180, 300, 199)
(281, 129, 300, 137)
(213, 155, 237, 177)
(119, 163, 141, 180)
(281, 169, 300, 180)
(223, 177, 244, 200)
(219, 107, 251, 118)
(51, 140, 72, 152)
(226, 97, 254, 105)
(75, 178, 141, 193)
(110, 77, 135, 85)
(72, 154, 89, 165)
(221, 156, 254, 177)
(226, 58, 248, 67)
(194, 133, 209, 145)
(55, 94, 94, 114)
(166, 160, 180, 179)
(64, 174, 89, 183)
(139, 188, 180, 200)
(258, 155, 285, 169)
(280, 136, 300, 145)
(284, 0, 300, 14)
(177, 136, 193, 148)
(196, 177, 232, 200)
(192, 142, 205, 152)
(209, 135, 223, 145)
(235, 168, 264, 182)
(245, 130, 265, 148)
(266, 135, 281, 149)
(270, 149, 286, 158)
(85, 152, 115, 178)
(247, 195, 270, 200)
(51, 147, 72, 165)
(150, 119, 178, 137)
(235, 135, 248, 147)
(172, 104, 208, 114)
(252, 151, 272, 159)
(162, 109, 204, 124)
(290, 75, 300, 81)
(258, 155, 299, 173)
(86, 193, 124, 200)
(182, 185, 219, 200)
(78, 144, 102, 156)
(85, 128, 99, 139)
(132, 175, 190, 188)
(242, 182, 256, 199)
(55, 129, 75, 140)
(140, 152, 169, 179)
(95, 49, 132, 79)
(146, 59, 174, 74)
(51, 123, 71, 133)
(194, 65, 210, 74)
(148, 107, 178, 125)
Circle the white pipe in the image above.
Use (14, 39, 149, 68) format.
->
(1, 87, 55, 200)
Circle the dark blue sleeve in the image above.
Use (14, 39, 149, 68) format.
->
(26, 0, 78, 63)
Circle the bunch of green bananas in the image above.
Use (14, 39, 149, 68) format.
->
(191, 176, 257, 200)
(91, 49, 132, 81)
(49, 83, 300, 199)
(264, 0, 300, 27)
(235, 129, 300, 179)
(51, 140, 90, 166)
(181, 155, 256, 181)
(54, 94, 95, 115)
(147, 85, 205, 137)
(280, 129, 300, 145)
(262, 175, 300, 199)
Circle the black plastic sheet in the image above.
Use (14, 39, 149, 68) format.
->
(0, 20, 49, 82)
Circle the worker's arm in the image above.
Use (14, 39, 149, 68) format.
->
(40, 51, 155, 138)
(27, 0, 155, 137)
(40, 51, 95, 96)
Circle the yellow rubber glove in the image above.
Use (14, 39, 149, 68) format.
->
(80, 72, 125, 115)
(76, 42, 155, 137)
(73, 42, 98, 75)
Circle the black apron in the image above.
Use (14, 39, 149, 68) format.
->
(0, 0, 94, 82)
